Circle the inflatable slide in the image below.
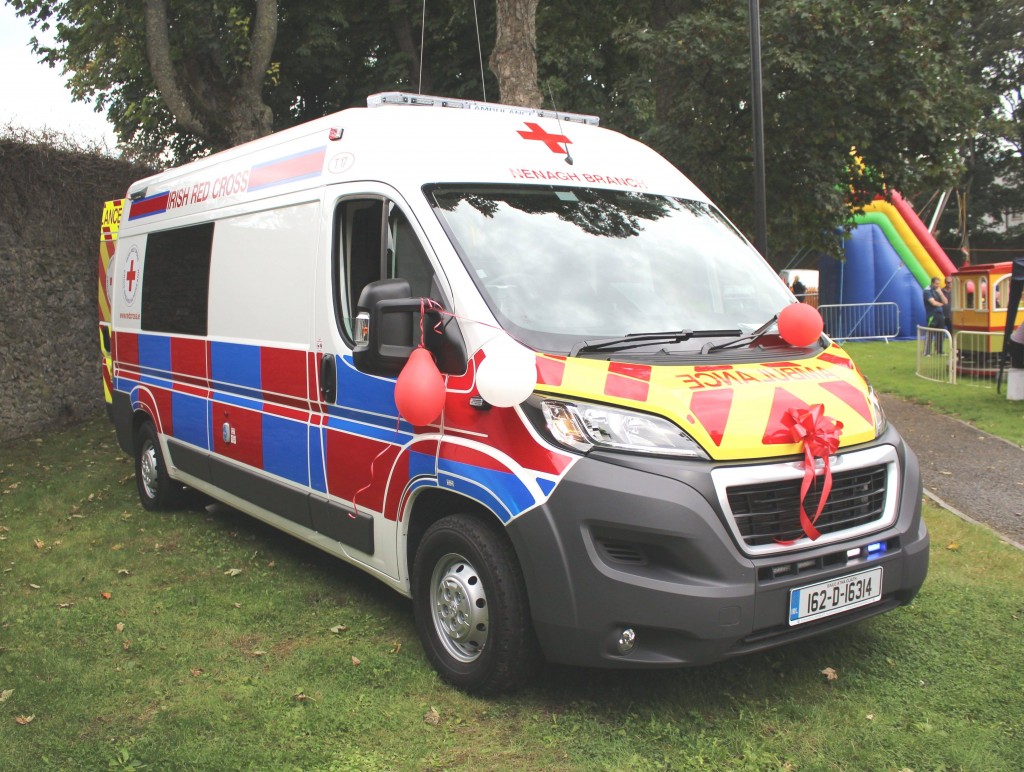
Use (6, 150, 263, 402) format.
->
(819, 191, 955, 340)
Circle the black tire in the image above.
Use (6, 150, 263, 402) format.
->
(412, 514, 541, 694)
(134, 421, 184, 511)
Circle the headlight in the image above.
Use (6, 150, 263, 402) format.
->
(867, 385, 887, 436)
(536, 398, 709, 458)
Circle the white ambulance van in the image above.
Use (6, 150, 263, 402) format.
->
(102, 93, 928, 693)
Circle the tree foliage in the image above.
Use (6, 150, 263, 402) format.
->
(9, 0, 1022, 263)
(925, 0, 1024, 258)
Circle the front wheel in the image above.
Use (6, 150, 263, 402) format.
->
(412, 514, 540, 694)
(134, 421, 184, 511)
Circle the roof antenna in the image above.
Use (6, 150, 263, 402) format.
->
(472, 0, 487, 102)
(547, 83, 574, 165)
(418, 0, 427, 94)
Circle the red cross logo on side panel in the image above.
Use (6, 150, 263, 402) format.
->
(518, 122, 571, 154)
(123, 246, 141, 304)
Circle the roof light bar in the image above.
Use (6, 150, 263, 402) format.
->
(366, 91, 600, 126)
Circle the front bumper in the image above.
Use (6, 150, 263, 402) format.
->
(506, 426, 929, 668)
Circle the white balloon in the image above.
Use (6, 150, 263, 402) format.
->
(475, 335, 538, 408)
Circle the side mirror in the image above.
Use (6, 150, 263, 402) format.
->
(352, 279, 467, 377)
(352, 279, 418, 377)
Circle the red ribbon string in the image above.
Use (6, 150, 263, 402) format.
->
(782, 404, 843, 542)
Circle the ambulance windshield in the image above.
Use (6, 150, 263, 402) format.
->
(429, 186, 793, 355)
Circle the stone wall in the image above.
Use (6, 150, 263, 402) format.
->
(0, 138, 148, 443)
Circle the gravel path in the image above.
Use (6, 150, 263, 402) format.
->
(879, 394, 1024, 547)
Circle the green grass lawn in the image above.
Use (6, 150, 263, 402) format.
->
(2, 418, 1022, 769)
(845, 341, 1024, 447)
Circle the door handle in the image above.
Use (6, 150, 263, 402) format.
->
(319, 353, 337, 403)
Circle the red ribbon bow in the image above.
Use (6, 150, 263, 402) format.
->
(782, 404, 843, 542)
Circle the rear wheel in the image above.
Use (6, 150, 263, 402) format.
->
(412, 514, 540, 694)
(134, 421, 184, 511)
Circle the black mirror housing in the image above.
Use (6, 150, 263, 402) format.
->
(352, 279, 417, 376)
(352, 279, 468, 378)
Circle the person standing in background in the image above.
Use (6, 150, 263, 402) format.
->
(1010, 319, 1024, 369)
(942, 276, 953, 336)
(791, 275, 806, 301)
(923, 277, 947, 355)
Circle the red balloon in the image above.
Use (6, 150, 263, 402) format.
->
(778, 303, 824, 347)
(394, 347, 446, 426)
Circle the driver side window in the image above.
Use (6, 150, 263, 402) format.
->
(335, 197, 436, 340)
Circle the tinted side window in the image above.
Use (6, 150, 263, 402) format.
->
(141, 223, 214, 335)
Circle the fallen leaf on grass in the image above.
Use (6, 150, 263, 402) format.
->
(189, 668, 203, 677)
(224, 568, 243, 577)
(57, 603, 74, 609)
(946, 541, 961, 552)
(424, 707, 441, 726)
(390, 641, 402, 655)
(0, 689, 13, 704)
(249, 650, 267, 657)
(33, 538, 45, 550)
(122, 640, 132, 651)
(100, 592, 112, 600)
(821, 667, 839, 682)
(866, 713, 874, 721)
(116, 623, 125, 633)
(294, 691, 315, 702)
(15, 715, 35, 725)
(329, 625, 348, 634)
(29, 584, 41, 590)
(351, 656, 361, 666)
(117, 569, 131, 577)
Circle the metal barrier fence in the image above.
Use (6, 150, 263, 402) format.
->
(818, 302, 900, 341)
(914, 328, 1006, 387)
(916, 326, 954, 383)
(953, 330, 1004, 387)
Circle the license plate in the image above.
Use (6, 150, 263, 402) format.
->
(788, 567, 883, 626)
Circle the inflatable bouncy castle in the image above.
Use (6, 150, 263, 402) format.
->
(819, 191, 957, 340)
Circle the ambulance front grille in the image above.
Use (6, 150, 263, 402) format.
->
(726, 465, 888, 548)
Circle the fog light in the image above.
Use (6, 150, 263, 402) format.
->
(617, 628, 637, 655)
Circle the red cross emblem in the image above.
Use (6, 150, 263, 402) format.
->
(125, 258, 137, 293)
(517, 122, 571, 154)
(123, 247, 140, 304)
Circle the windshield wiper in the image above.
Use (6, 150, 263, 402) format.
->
(570, 329, 741, 357)
(704, 315, 778, 353)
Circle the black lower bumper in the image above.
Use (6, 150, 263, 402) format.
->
(506, 431, 929, 668)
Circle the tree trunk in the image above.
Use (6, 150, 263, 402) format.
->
(489, 0, 541, 107)
(389, 0, 431, 94)
(143, 0, 277, 149)
(651, 0, 688, 124)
